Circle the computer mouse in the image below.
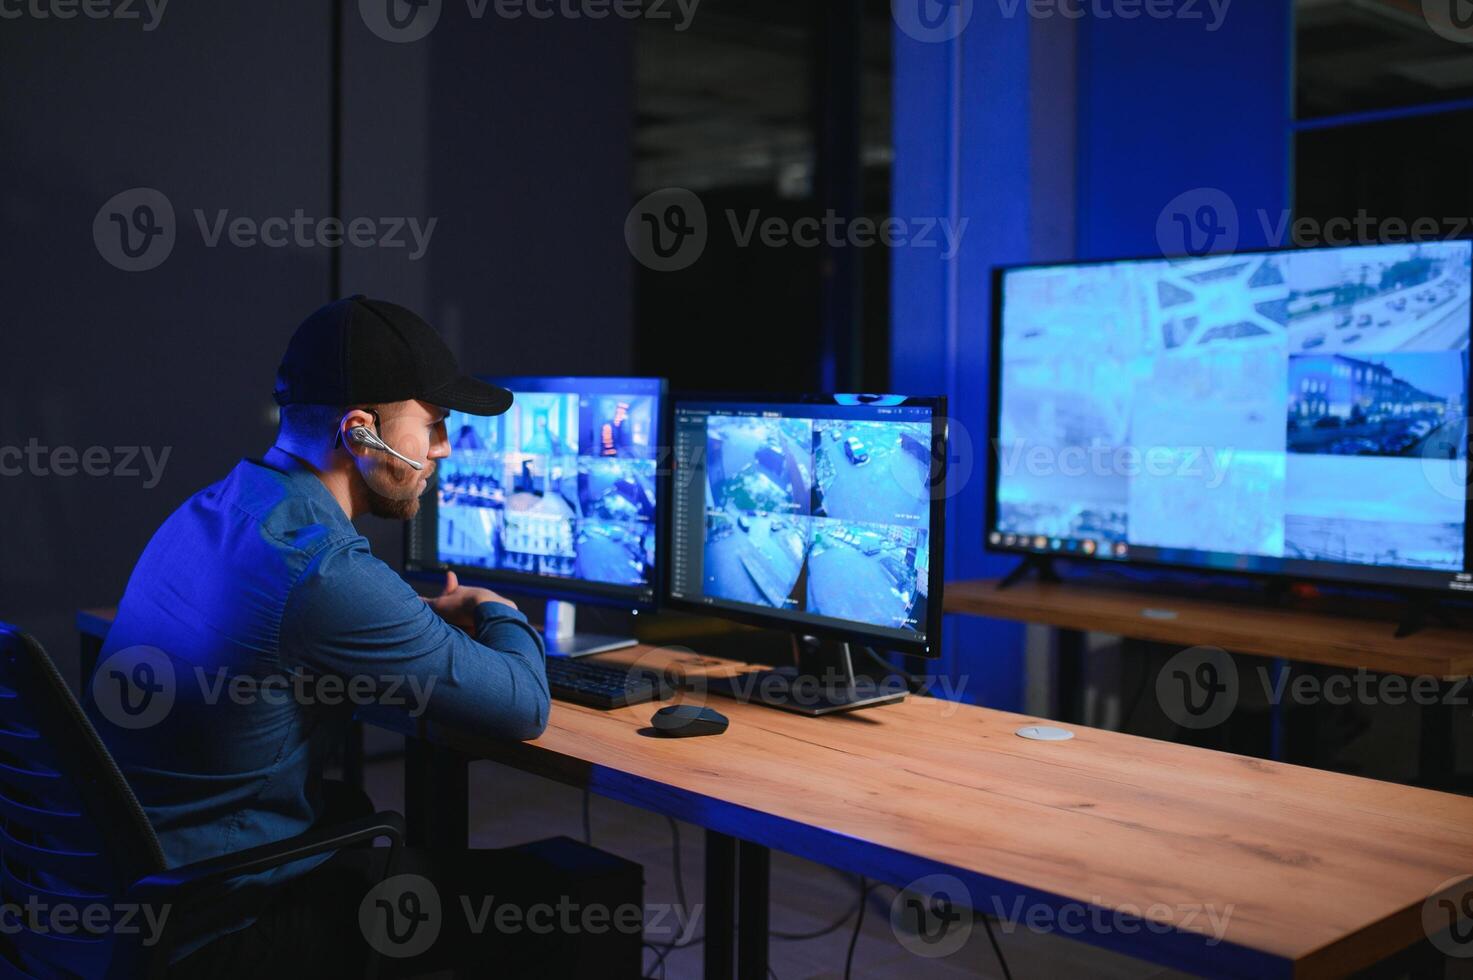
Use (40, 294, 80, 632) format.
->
(651, 704, 729, 737)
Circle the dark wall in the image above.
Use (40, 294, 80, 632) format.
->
(0, 3, 333, 672)
(0, 4, 634, 675)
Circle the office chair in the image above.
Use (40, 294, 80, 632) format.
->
(0, 623, 405, 979)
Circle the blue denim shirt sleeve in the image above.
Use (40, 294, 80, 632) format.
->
(280, 533, 550, 740)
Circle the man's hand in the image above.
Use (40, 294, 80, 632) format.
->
(423, 570, 517, 630)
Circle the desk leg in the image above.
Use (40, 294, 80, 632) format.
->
(1268, 659, 1288, 762)
(1420, 683, 1460, 793)
(737, 841, 770, 980)
(79, 631, 105, 688)
(343, 721, 365, 790)
(1056, 628, 1086, 725)
(404, 736, 469, 849)
(705, 832, 738, 980)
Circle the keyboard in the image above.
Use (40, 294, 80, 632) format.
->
(546, 656, 667, 710)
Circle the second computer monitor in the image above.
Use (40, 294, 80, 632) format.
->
(666, 393, 946, 657)
(406, 376, 666, 610)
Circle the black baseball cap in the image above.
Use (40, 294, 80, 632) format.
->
(274, 296, 513, 416)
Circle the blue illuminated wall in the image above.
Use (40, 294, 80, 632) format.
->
(891, 1, 1292, 710)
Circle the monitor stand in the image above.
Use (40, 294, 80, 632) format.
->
(997, 554, 1062, 590)
(542, 601, 638, 659)
(705, 634, 909, 716)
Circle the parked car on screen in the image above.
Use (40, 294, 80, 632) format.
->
(844, 437, 870, 465)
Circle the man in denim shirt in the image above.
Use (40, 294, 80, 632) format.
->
(89, 298, 627, 976)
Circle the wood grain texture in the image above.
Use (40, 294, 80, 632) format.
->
(417, 644, 1473, 979)
(76, 610, 1473, 976)
(943, 579, 1473, 679)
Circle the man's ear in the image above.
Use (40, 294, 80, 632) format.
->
(338, 407, 378, 459)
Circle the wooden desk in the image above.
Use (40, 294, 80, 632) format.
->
(76, 612, 1473, 978)
(407, 644, 1473, 979)
(942, 578, 1473, 786)
(943, 578, 1473, 679)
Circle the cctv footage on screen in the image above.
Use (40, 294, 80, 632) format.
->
(994, 240, 1471, 588)
(433, 385, 659, 599)
(668, 402, 934, 641)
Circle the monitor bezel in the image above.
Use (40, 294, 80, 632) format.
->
(986, 240, 1473, 596)
(403, 375, 669, 613)
(663, 391, 948, 658)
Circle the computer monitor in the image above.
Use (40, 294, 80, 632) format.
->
(988, 240, 1472, 596)
(665, 393, 947, 714)
(405, 376, 667, 656)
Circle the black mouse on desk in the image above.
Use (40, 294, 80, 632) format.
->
(651, 704, 729, 738)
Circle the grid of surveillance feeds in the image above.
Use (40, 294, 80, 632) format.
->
(434, 379, 660, 600)
(995, 241, 1471, 582)
(671, 401, 935, 639)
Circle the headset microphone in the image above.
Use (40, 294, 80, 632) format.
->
(346, 425, 425, 471)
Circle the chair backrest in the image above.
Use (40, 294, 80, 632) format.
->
(0, 623, 167, 979)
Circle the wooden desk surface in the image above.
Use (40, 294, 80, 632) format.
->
(423, 645, 1473, 979)
(76, 609, 1473, 976)
(943, 578, 1473, 679)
